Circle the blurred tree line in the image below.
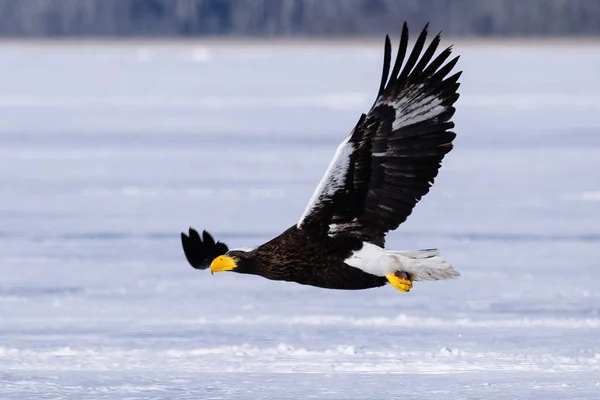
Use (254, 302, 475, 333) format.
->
(0, 0, 598, 37)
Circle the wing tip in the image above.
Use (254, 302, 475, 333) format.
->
(377, 34, 393, 97)
(377, 21, 461, 101)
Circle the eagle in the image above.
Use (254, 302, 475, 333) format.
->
(181, 22, 461, 293)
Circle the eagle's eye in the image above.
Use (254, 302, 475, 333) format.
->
(232, 256, 240, 263)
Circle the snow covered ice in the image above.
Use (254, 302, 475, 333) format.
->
(0, 40, 599, 399)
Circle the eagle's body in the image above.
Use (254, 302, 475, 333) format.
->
(231, 225, 387, 290)
(181, 22, 462, 293)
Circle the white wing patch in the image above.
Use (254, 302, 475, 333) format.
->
(297, 137, 354, 227)
(345, 242, 460, 281)
(375, 86, 445, 134)
(391, 95, 444, 131)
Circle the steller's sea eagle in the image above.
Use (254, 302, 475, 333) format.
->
(181, 22, 461, 293)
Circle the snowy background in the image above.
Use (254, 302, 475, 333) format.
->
(1, 39, 599, 398)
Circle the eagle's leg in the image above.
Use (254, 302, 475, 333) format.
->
(386, 271, 413, 292)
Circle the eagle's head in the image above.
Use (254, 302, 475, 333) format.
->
(209, 249, 255, 274)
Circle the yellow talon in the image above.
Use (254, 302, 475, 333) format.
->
(386, 273, 413, 292)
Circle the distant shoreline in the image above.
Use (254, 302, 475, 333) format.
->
(1, 36, 600, 48)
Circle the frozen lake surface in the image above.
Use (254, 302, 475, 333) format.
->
(1, 39, 599, 399)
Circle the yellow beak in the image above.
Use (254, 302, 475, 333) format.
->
(209, 255, 238, 274)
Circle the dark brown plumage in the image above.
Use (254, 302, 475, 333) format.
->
(181, 22, 462, 292)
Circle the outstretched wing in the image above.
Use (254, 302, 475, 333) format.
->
(297, 22, 461, 246)
(181, 228, 229, 270)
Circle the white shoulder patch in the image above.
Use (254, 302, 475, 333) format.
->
(297, 136, 354, 227)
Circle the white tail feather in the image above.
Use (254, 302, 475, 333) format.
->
(392, 249, 460, 281)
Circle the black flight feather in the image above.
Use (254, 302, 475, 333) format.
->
(421, 45, 453, 78)
(181, 228, 228, 270)
(395, 22, 428, 88)
(411, 31, 441, 77)
(385, 22, 409, 95)
(376, 35, 392, 98)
